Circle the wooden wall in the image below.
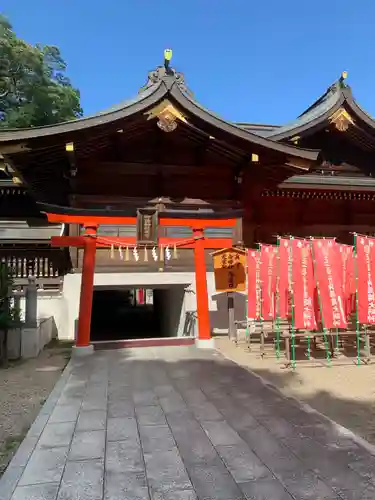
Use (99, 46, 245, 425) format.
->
(243, 195, 375, 246)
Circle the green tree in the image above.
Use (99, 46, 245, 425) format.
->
(0, 14, 82, 128)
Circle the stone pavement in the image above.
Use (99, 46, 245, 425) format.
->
(1, 346, 375, 500)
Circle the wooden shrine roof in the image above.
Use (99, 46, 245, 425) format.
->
(4, 65, 375, 204)
(240, 73, 375, 147)
(0, 64, 323, 211)
(0, 178, 48, 220)
(0, 65, 318, 160)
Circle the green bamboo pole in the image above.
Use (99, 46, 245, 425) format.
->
(289, 237, 297, 369)
(353, 233, 361, 366)
(306, 330, 311, 360)
(310, 239, 331, 366)
(275, 238, 281, 359)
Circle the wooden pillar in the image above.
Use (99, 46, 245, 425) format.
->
(227, 292, 236, 341)
(193, 228, 211, 342)
(76, 225, 97, 348)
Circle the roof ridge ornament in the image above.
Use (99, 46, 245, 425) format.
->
(164, 48, 173, 74)
(139, 49, 193, 96)
(326, 71, 348, 95)
(339, 70, 348, 88)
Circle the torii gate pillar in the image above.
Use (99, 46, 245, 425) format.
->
(193, 228, 214, 348)
(73, 225, 97, 356)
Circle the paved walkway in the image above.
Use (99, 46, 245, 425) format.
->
(1, 347, 375, 500)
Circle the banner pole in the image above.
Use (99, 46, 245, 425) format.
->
(310, 239, 331, 366)
(306, 330, 311, 360)
(258, 244, 265, 358)
(353, 233, 361, 366)
(289, 237, 297, 369)
(275, 238, 281, 359)
(245, 253, 250, 349)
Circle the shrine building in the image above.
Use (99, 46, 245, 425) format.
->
(1, 59, 375, 353)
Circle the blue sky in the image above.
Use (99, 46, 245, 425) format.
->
(2, 0, 374, 124)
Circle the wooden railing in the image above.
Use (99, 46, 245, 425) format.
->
(1, 256, 61, 279)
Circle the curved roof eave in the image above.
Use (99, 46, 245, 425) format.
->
(342, 88, 375, 132)
(0, 71, 318, 162)
(168, 83, 319, 161)
(268, 86, 375, 142)
(0, 81, 167, 143)
(236, 123, 280, 137)
(267, 87, 345, 141)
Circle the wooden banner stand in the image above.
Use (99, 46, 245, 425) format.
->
(212, 247, 247, 342)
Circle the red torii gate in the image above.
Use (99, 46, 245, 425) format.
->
(48, 213, 236, 351)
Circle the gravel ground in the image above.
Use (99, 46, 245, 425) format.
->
(0, 347, 70, 475)
(216, 336, 375, 446)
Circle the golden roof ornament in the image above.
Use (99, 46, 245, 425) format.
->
(339, 70, 348, 88)
(139, 49, 192, 97)
(329, 108, 354, 132)
(144, 99, 186, 133)
(164, 48, 173, 73)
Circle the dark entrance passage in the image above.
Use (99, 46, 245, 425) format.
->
(90, 286, 186, 341)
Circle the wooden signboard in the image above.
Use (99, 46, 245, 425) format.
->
(212, 247, 246, 292)
(136, 209, 158, 245)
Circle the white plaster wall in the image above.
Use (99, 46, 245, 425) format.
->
(156, 287, 187, 337)
(61, 273, 82, 341)
(57, 271, 246, 341)
(60, 272, 199, 341)
(20, 294, 68, 340)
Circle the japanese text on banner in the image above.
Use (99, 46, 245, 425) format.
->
(356, 236, 375, 324)
(311, 239, 347, 329)
(338, 244, 355, 318)
(278, 239, 291, 319)
(260, 244, 277, 320)
(292, 239, 317, 330)
(247, 250, 261, 320)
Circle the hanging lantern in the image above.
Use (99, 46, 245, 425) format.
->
(110, 245, 115, 259)
(173, 244, 178, 259)
(144, 247, 149, 262)
(119, 246, 123, 260)
(125, 247, 130, 261)
(159, 245, 164, 261)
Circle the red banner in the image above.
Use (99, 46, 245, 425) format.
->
(338, 244, 355, 318)
(260, 244, 277, 320)
(247, 250, 261, 319)
(278, 239, 291, 319)
(137, 288, 145, 305)
(356, 235, 375, 324)
(311, 239, 347, 329)
(291, 239, 317, 330)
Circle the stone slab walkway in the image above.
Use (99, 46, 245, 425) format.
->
(1, 346, 375, 500)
